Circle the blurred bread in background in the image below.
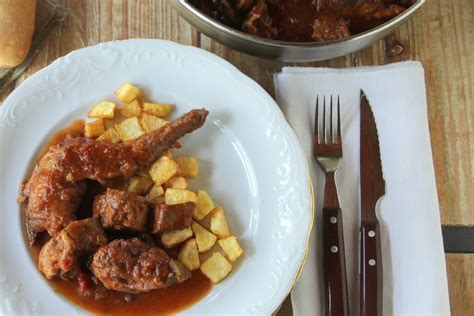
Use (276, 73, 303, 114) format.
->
(0, 0, 37, 68)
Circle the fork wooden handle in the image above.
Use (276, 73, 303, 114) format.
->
(323, 207, 349, 316)
(360, 221, 383, 316)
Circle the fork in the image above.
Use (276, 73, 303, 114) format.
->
(313, 95, 349, 316)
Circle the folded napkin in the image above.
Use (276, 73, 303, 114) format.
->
(274, 62, 450, 315)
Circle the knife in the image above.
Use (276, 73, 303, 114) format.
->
(360, 90, 385, 316)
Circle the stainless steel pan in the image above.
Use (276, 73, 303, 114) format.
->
(171, 0, 425, 62)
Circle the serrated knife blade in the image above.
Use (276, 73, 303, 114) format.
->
(360, 91, 386, 220)
(359, 90, 385, 316)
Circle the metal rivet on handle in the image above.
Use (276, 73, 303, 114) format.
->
(368, 230, 375, 237)
(369, 259, 376, 266)
(331, 246, 338, 253)
(330, 217, 337, 224)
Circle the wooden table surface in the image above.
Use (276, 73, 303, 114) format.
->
(7, 0, 473, 314)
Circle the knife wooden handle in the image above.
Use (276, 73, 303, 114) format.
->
(360, 221, 383, 316)
(323, 207, 349, 316)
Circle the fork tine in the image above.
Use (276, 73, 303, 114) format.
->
(314, 95, 319, 143)
(322, 96, 326, 144)
(330, 95, 333, 144)
(337, 95, 341, 143)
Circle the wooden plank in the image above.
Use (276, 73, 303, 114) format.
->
(393, 0, 473, 226)
(275, 296, 293, 316)
(446, 254, 474, 316)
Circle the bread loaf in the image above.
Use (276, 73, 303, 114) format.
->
(0, 0, 37, 68)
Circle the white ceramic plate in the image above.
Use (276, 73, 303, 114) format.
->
(0, 39, 312, 315)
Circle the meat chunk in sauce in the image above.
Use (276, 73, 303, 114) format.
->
(38, 218, 107, 280)
(93, 188, 150, 232)
(311, 15, 351, 41)
(243, 1, 277, 39)
(91, 238, 191, 293)
(20, 109, 209, 244)
(152, 202, 194, 233)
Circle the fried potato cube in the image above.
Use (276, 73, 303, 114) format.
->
(161, 227, 193, 248)
(114, 83, 141, 103)
(210, 206, 230, 238)
(200, 252, 232, 284)
(165, 189, 197, 205)
(149, 156, 178, 185)
(174, 157, 199, 178)
(84, 119, 105, 138)
(194, 190, 214, 221)
(192, 221, 217, 253)
(118, 100, 142, 118)
(142, 103, 174, 117)
(140, 113, 169, 133)
(128, 176, 154, 195)
(178, 238, 200, 270)
(103, 112, 126, 130)
(97, 127, 121, 143)
(165, 176, 188, 190)
(218, 236, 243, 261)
(148, 184, 165, 204)
(116, 116, 145, 141)
(88, 101, 116, 119)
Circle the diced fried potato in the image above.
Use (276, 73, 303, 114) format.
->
(194, 190, 214, 220)
(84, 119, 105, 138)
(116, 116, 145, 141)
(118, 100, 142, 118)
(148, 184, 165, 204)
(103, 112, 126, 130)
(142, 103, 174, 117)
(128, 176, 154, 195)
(200, 252, 232, 284)
(114, 83, 141, 103)
(210, 206, 230, 238)
(140, 113, 169, 133)
(149, 156, 178, 185)
(97, 127, 121, 143)
(88, 101, 116, 119)
(178, 238, 200, 270)
(165, 189, 197, 205)
(192, 221, 217, 253)
(175, 157, 199, 178)
(165, 176, 188, 190)
(218, 236, 243, 261)
(161, 227, 193, 248)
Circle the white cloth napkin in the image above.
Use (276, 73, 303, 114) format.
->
(274, 61, 450, 316)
